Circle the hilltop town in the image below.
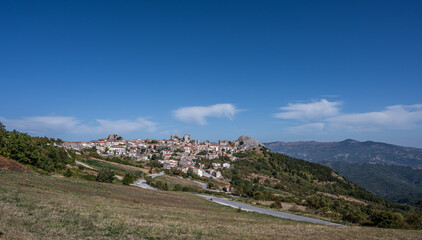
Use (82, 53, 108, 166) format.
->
(62, 134, 262, 179)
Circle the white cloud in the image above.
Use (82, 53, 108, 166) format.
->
(274, 99, 422, 132)
(328, 104, 422, 131)
(0, 116, 157, 136)
(274, 99, 341, 121)
(173, 103, 238, 125)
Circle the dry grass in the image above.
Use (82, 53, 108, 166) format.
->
(0, 170, 421, 240)
(317, 191, 368, 205)
(154, 175, 202, 190)
(89, 157, 149, 173)
(0, 157, 31, 173)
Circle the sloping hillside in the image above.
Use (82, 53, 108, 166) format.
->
(226, 150, 422, 228)
(1, 170, 421, 240)
(324, 161, 422, 206)
(265, 140, 422, 205)
(0, 156, 31, 172)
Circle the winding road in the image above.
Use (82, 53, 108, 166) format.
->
(197, 194, 341, 226)
(129, 173, 340, 225)
(131, 171, 165, 190)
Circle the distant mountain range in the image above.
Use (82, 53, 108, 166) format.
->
(264, 139, 422, 206)
(264, 139, 422, 167)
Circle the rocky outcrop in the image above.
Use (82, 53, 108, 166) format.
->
(235, 136, 263, 150)
(107, 134, 123, 140)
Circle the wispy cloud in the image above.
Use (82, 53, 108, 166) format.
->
(328, 104, 422, 131)
(173, 103, 239, 125)
(0, 116, 157, 136)
(274, 99, 341, 121)
(275, 99, 422, 132)
(288, 122, 325, 132)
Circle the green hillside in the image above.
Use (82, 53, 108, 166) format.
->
(324, 161, 422, 206)
(265, 140, 422, 206)
(225, 149, 422, 229)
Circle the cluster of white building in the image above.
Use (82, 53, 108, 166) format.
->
(63, 134, 242, 179)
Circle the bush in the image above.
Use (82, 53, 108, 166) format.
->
(182, 186, 197, 192)
(368, 210, 404, 228)
(64, 168, 72, 177)
(122, 172, 135, 185)
(405, 211, 422, 229)
(270, 199, 282, 209)
(96, 168, 115, 183)
(173, 184, 183, 191)
(153, 180, 168, 191)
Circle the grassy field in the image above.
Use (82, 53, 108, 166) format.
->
(153, 175, 203, 191)
(82, 159, 144, 177)
(0, 170, 421, 240)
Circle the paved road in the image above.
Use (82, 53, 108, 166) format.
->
(193, 180, 208, 190)
(148, 171, 165, 179)
(128, 174, 340, 225)
(193, 180, 223, 192)
(131, 172, 165, 190)
(131, 179, 158, 190)
(198, 194, 341, 226)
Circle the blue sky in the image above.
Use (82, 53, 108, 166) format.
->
(1, 1, 422, 147)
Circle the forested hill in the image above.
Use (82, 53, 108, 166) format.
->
(264, 139, 422, 167)
(0, 122, 74, 173)
(230, 149, 382, 204)
(264, 139, 422, 206)
(323, 161, 422, 207)
(227, 149, 422, 229)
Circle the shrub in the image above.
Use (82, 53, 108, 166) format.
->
(368, 210, 404, 228)
(96, 168, 115, 183)
(173, 184, 183, 191)
(270, 199, 282, 209)
(153, 180, 168, 191)
(64, 168, 72, 177)
(182, 186, 197, 192)
(122, 172, 135, 185)
(405, 211, 422, 229)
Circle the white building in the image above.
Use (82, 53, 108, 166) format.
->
(193, 168, 204, 177)
(222, 163, 231, 168)
(183, 134, 191, 142)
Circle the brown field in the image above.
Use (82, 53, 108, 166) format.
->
(0, 170, 421, 240)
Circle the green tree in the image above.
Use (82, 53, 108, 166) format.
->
(122, 172, 135, 185)
(96, 168, 115, 183)
(64, 168, 73, 177)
